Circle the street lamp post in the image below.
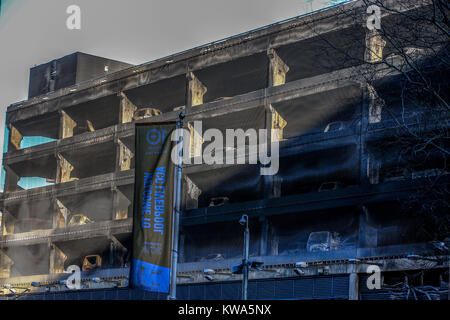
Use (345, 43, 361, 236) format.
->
(169, 112, 185, 300)
(239, 214, 249, 300)
(232, 214, 263, 300)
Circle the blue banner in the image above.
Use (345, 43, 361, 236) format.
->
(131, 123, 176, 293)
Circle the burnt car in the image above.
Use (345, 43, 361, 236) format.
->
(68, 214, 94, 226)
(82, 254, 102, 271)
(306, 231, 341, 252)
(133, 108, 162, 121)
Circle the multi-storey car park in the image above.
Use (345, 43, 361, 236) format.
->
(0, 0, 448, 300)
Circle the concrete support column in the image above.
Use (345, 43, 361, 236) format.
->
(59, 110, 77, 139)
(1, 209, 16, 236)
(49, 243, 67, 274)
(349, 271, 359, 300)
(183, 175, 202, 210)
(119, 92, 137, 124)
(359, 83, 370, 186)
(117, 139, 134, 172)
(269, 105, 287, 143)
(267, 48, 289, 87)
(0, 250, 13, 279)
(108, 234, 128, 267)
(54, 199, 70, 229)
(367, 84, 385, 124)
(179, 230, 185, 263)
(113, 187, 131, 220)
(8, 124, 23, 151)
(263, 104, 285, 198)
(187, 72, 207, 108)
(259, 216, 269, 256)
(359, 82, 385, 186)
(187, 122, 204, 159)
(365, 29, 386, 63)
(56, 153, 77, 183)
(3, 165, 20, 193)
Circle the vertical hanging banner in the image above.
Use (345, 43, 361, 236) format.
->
(131, 123, 176, 293)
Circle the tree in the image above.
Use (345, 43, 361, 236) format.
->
(310, 0, 449, 241)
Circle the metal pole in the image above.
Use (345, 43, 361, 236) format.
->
(242, 215, 249, 300)
(169, 112, 184, 300)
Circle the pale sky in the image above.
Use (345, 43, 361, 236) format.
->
(0, 0, 339, 171)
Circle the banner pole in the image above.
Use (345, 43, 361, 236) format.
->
(169, 112, 185, 300)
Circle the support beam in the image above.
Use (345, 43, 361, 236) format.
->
(367, 153, 381, 185)
(365, 29, 386, 63)
(1, 210, 16, 236)
(86, 119, 95, 132)
(268, 104, 287, 143)
(0, 250, 13, 279)
(267, 48, 289, 87)
(8, 124, 23, 151)
(108, 234, 128, 267)
(113, 187, 131, 220)
(259, 216, 269, 256)
(349, 271, 359, 300)
(54, 199, 70, 229)
(119, 92, 137, 124)
(49, 243, 67, 274)
(263, 104, 285, 200)
(109, 241, 115, 266)
(269, 225, 279, 256)
(183, 175, 202, 210)
(267, 175, 282, 199)
(109, 234, 127, 252)
(187, 122, 204, 159)
(117, 139, 134, 171)
(59, 110, 77, 139)
(367, 83, 385, 124)
(358, 205, 378, 248)
(188, 72, 207, 107)
(360, 83, 370, 186)
(56, 153, 77, 183)
(3, 165, 20, 193)
(262, 152, 282, 199)
(179, 231, 185, 263)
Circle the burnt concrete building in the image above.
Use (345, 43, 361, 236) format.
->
(0, 0, 448, 300)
